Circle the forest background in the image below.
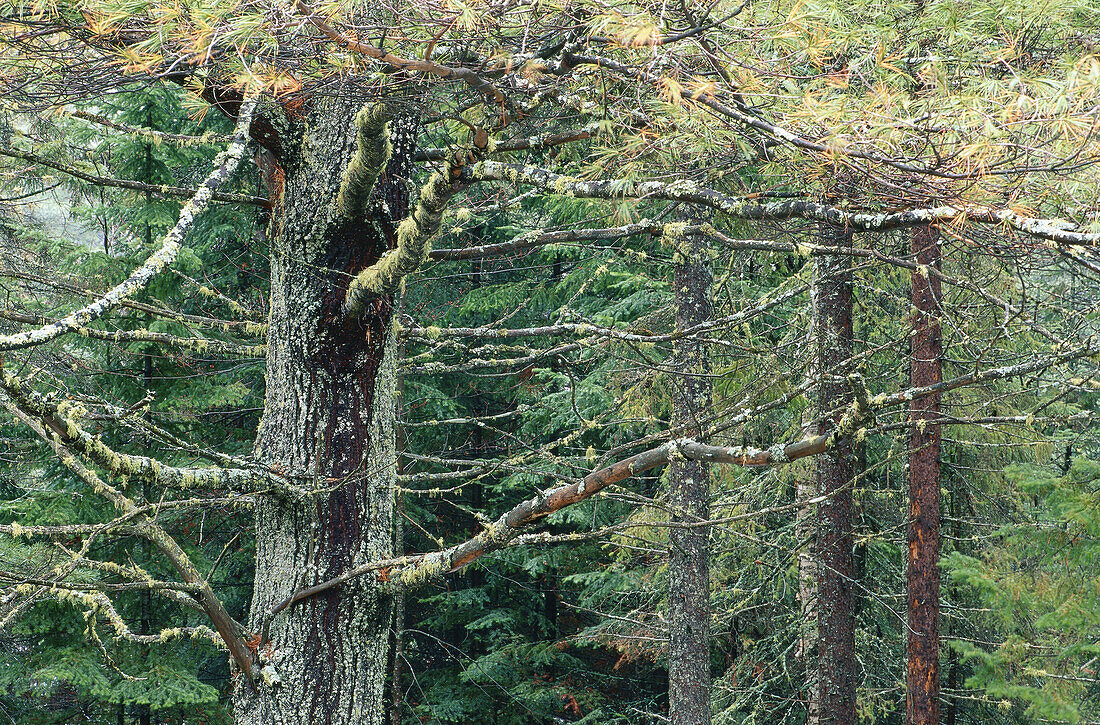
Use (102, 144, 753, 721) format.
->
(0, 1, 1099, 725)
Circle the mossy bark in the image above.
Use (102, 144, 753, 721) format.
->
(233, 91, 415, 725)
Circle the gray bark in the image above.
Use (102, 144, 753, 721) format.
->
(813, 226, 857, 725)
(795, 459, 819, 725)
(234, 91, 415, 725)
(668, 227, 713, 725)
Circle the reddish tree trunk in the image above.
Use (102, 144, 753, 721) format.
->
(907, 224, 942, 725)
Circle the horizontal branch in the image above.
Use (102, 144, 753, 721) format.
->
(403, 284, 804, 347)
(417, 122, 603, 163)
(0, 146, 268, 207)
(66, 109, 234, 146)
(0, 310, 266, 357)
(428, 220, 663, 261)
(472, 161, 1100, 246)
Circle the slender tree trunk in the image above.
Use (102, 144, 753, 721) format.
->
(668, 227, 712, 725)
(797, 274, 820, 724)
(234, 92, 416, 725)
(389, 292, 408, 725)
(795, 456, 819, 725)
(907, 224, 942, 725)
(814, 225, 856, 725)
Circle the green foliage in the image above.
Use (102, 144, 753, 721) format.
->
(945, 459, 1100, 724)
(0, 83, 259, 724)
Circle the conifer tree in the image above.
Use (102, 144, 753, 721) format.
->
(2, 4, 1100, 725)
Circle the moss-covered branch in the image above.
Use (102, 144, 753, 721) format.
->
(1, 403, 256, 680)
(474, 161, 1100, 247)
(336, 103, 392, 220)
(0, 367, 288, 495)
(0, 88, 260, 353)
(0, 310, 265, 357)
(343, 164, 466, 315)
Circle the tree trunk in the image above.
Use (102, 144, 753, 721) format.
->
(798, 269, 820, 725)
(907, 224, 942, 725)
(667, 227, 712, 725)
(234, 92, 415, 725)
(795, 457, 819, 725)
(814, 225, 856, 725)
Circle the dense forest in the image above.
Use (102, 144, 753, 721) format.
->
(1, 2, 1099, 724)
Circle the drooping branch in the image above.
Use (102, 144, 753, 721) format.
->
(564, 51, 1093, 181)
(2, 269, 268, 335)
(46, 588, 221, 646)
(0, 366, 287, 495)
(0, 89, 260, 352)
(294, 0, 506, 106)
(1, 403, 256, 682)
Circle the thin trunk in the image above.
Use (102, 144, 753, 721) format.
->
(389, 290, 408, 725)
(907, 224, 942, 725)
(814, 225, 856, 725)
(234, 92, 416, 725)
(798, 281, 819, 725)
(139, 355, 153, 725)
(796, 462, 819, 725)
(668, 227, 712, 725)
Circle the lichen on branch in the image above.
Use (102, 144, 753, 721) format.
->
(343, 164, 465, 315)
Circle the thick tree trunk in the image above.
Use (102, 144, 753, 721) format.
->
(907, 224, 942, 725)
(668, 227, 712, 725)
(814, 226, 856, 725)
(234, 92, 415, 725)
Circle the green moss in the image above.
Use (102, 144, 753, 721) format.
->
(336, 103, 392, 220)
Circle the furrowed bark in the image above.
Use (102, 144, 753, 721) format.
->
(667, 226, 713, 725)
(907, 224, 943, 725)
(814, 225, 857, 725)
(234, 89, 416, 725)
